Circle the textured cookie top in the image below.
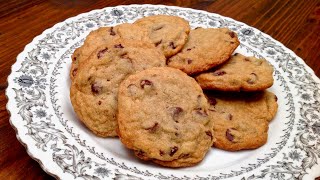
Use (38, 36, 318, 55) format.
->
(205, 90, 278, 151)
(134, 15, 190, 58)
(117, 67, 214, 167)
(196, 53, 274, 91)
(70, 39, 166, 137)
(70, 23, 151, 80)
(167, 28, 240, 75)
(74, 39, 165, 92)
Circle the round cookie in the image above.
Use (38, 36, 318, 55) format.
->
(205, 90, 278, 151)
(70, 23, 151, 80)
(196, 53, 274, 91)
(70, 39, 166, 137)
(134, 15, 190, 58)
(117, 67, 214, 167)
(167, 27, 240, 75)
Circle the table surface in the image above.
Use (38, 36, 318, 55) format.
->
(1, 0, 319, 179)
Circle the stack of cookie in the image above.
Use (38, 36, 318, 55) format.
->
(70, 15, 278, 167)
(196, 53, 278, 151)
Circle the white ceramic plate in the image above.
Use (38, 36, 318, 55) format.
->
(6, 4, 320, 180)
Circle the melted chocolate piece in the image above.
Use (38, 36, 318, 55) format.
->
(72, 68, 77, 77)
(208, 98, 217, 106)
(168, 107, 183, 122)
(145, 122, 159, 133)
(212, 70, 226, 76)
(205, 131, 213, 140)
(109, 27, 116, 36)
(155, 40, 162, 47)
(114, 44, 124, 48)
(228, 31, 235, 38)
(226, 129, 234, 142)
(91, 83, 102, 94)
(97, 47, 108, 59)
(140, 80, 153, 89)
(170, 146, 178, 156)
(169, 42, 176, 49)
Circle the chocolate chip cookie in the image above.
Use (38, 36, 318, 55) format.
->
(70, 39, 166, 137)
(134, 15, 190, 58)
(196, 53, 274, 91)
(205, 90, 278, 151)
(167, 27, 240, 75)
(70, 23, 151, 80)
(117, 67, 214, 167)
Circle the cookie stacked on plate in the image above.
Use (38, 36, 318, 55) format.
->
(195, 53, 278, 151)
(70, 15, 278, 167)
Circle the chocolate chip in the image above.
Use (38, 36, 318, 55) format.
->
(159, 150, 165, 156)
(136, 150, 145, 158)
(170, 146, 178, 156)
(244, 58, 251, 62)
(91, 83, 102, 94)
(97, 47, 108, 59)
(168, 107, 183, 122)
(212, 70, 226, 76)
(169, 42, 176, 49)
(274, 95, 278, 102)
(98, 101, 102, 105)
(72, 68, 77, 77)
(205, 131, 213, 140)
(234, 53, 239, 56)
(226, 129, 234, 142)
(120, 52, 128, 58)
(228, 31, 235, 38)
(145, 122, 159, 133)
(114, 44, 124, 48)
(247, 73, 258, 84)
(187, 59, 192, 64)
(175, 132, 179, 136)
(109, 27, 116, 36)
(208, 98, 217, 106)
(227, 114, 233, 120)
(72, 56, 77, 62)
(155, 40, 162, 47)
(166, 58, 172, 65)
(140, 79, 153, 89)
(186, 46, 195, 51)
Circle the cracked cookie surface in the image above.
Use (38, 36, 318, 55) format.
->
(117, 67, 214, 167)
(70, 39, 165, 137)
